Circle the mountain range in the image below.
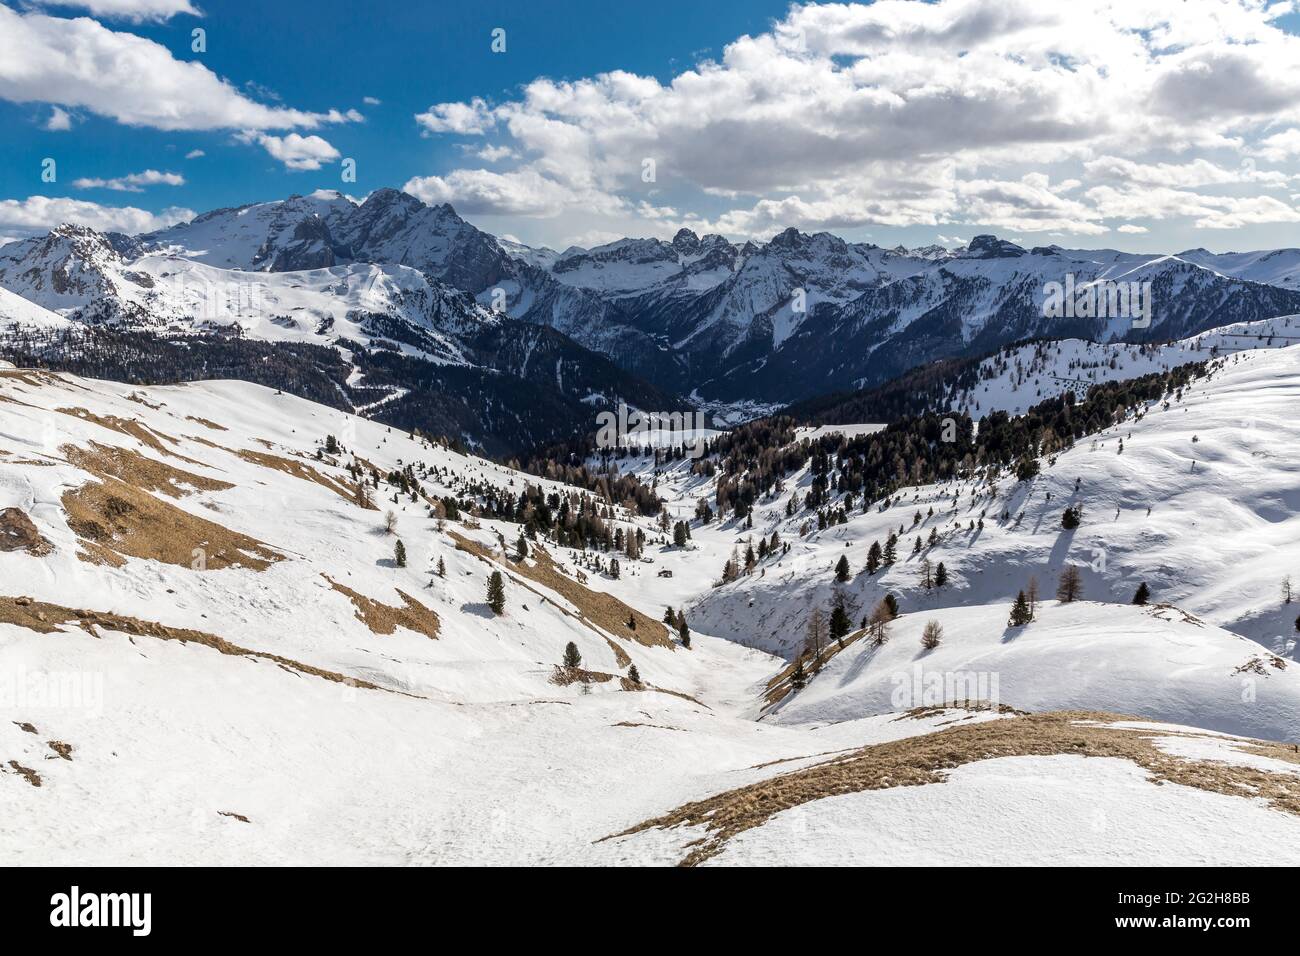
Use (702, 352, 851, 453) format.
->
(5, 187, 1300, 451)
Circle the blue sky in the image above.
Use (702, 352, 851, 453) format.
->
(5, 0, 1300, 253)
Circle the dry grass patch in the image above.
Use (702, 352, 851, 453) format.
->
(323, 575, 439, 640)
(0, 508, 52, 556)
(605, 710, 1300, 866)
(0, 595, 387, 692)
(63, 441, 233, 499)
(185, 415, 228, 431)
(236, 448, 360, 505)
(62, 476, 282, 571)
(765, 627, 868, 707)
(56, 407, 197, 463)
(450, 531, 673, 650)
(6, 761, 40, 787)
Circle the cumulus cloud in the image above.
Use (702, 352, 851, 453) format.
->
(406, 0, 1300, 241)
(241, 132, 341, 170)
(415, 98, 495, 135)
(44, 106, 72, 131)
(29, 0, 200, 22)
(72, 169, 185, 191)
(0, 195, 194, 234)
(0, 7, 358, 132)
(403, 168, 621, 218)
(184, 148, 204, 159)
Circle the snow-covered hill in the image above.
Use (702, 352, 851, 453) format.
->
(4, 364, 1300, 865)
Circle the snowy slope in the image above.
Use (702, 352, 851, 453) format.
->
(3, 368, 1300, 865)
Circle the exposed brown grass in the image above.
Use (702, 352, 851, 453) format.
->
(47, 741, 72, 761)
(6, 761, 40, 787)
(235, 448, 363, 506)
(604, 710, 1300, 866)
(323, 575, 440, 640)
(63, 441, 234, 499)
(55, 407, 198, 463)
(62, 476, 282, 571)
(765, 627, 869, 707)
(185, 415, 228, 431)
(450, 530, 673, 650)
(0, 594, 387, 692)
(0, 508, 52, 556)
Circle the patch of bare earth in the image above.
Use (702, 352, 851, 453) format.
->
(62, 476, 282, 570)
(0, 595, 387, 692)
(6, 761, 40, 787)
(765, 627, 869, 707)
(56, 407, 198, 463)
(235, 448, 360, 505)
(63, 441, 234, 499)
(185, 415, 228, 431)
(323, 575, 439, 639)
(0, 508, 53, 556)
(450, 531, 673, 649)
(604, 710, 1300, 866)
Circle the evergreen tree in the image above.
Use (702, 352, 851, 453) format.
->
(829, 601, 851, 648)
(790, 659, 807, 691)
(1132, 581, 1151, 605)
(1008, 590, 1032, 626)
(487, 570, 506, 615)
(1061, 506, 1082, 530)
(935, 561, 948, 587)
(394, 539, 407, 567)
(883, 593, 899, 618)
(883, 533, 898, 563)
(562, 641, 582, 669)
(866, 540, 882, 574)
(663, 606, 675, 625)
(627, 664, 641, 685)
(673, 522, 688, 547)
(677, 612, 691, 648)
(436, 556, 446, 578)
(835, 554, 850, 582)
(515, 533, 528, 560)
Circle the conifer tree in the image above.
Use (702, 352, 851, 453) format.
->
(829, 601, 851, 648)
(627, 664, 641, 685)
(790, 659, 807, 691)
(394, 539, 407, 567)
(935, 561, 948, 587)
(1057, 565, 1083, 602)
(835, 554, 850, 582)
(487, 570, 506, 615)
(1132, 581, 1151, 605)
(677, 611, 690, 648)
(867, 540, 882, 574)
(562, 641, 582, 669)
(921, 620, 943, 650)
(1008, 590, 1032, 626)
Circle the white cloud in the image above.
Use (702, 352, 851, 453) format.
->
(29, 0, 200, 22)
(72, 169, 186, 191)
(44, 106, 72, 131)
(403, 168, 619, 218)
(415, 97, 495, 135)
(242, 132, 340, 170)
(0, 8, 358, 132)
(363, 96, 382, 106)
(474, 144, 517, 162)
(0, 195, 194, 234)
(1117, 224, 1150, 234)
(405, 0, 1300, 241)
(184, 148, 204, 159)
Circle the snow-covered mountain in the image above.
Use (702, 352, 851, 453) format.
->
(4, 342, 1300, 865)
(6, 189, 1300, 443)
